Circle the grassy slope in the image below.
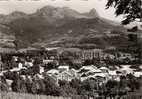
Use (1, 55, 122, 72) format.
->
(0, 92, 71, 99)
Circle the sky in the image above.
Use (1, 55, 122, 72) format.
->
(0, 0, 124, 22)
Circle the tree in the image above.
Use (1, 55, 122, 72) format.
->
(32, 57, 41, 74)
(11, 77, 27, 93)
(60, 84, 77, 97)
(105, 80, 118, 89)
(106, 0, 142, 25)
(80, 79, 98, 97)
(106, 0, 142, 63)
(31, 79, 45, 94)
(126, 74, 141, 91)
(0, 76, 8, 92)
(44, 61, 58, 71)
(59, 51, 74, 66)
(58, 80, 68, 87)
(70, 78, 81, 89)
(83, 59, 94, 66)
(43, 75, 62, 96)
(104, 79, 128, 99)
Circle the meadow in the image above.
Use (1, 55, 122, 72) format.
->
(0, 92, 71, 99)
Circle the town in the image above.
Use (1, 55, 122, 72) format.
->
(0, 45, 142, 99)
(0, 0, 142, 98)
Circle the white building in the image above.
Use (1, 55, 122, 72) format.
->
(58, 65, 69, 72)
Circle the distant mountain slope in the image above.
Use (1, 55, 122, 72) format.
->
(0, 5, 130, 48)
(0, 24, 15, 48)
(0, 11, 27, 24)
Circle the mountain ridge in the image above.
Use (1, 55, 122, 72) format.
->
(0, 6, 120, 25)
(0, 5, 129, 49)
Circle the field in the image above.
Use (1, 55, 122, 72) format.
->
(0, 92, 71, 99)
(1, 91, 142, 99)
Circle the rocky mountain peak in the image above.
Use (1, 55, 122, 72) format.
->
(87, 8, 99, 18)
(36, 5, 99, 19)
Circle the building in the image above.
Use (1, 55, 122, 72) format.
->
(58, 65, 69, 72)
(58, 71, 74, 81)
(47, 68, 79, 82)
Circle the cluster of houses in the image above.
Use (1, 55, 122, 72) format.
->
(0, 46, 142, 93)
(1, 54, 142, 88)
(46, 64, 142, 84)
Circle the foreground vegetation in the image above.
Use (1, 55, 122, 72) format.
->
(0, 92, 71, 99)
(1, 91, 142, 99)
(1, 74, 142, 99)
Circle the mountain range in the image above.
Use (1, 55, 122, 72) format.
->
(0, 5, 135, 49)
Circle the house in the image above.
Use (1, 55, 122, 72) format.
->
(43, 59, 54, 64)
(39, 66, 44, 74)
(68, 69, 79, 78)
(78, 65, 110, 81)
(47, 68, 79, 82)
(24, 61, 33, 67)
(10, 67, 26, 72)
(79, 65, 98, 72)
(108, 70, 117, 76)
(85, 69, 102, 76)
(58, 71, 72, 81)
(58, 70, 78, 81)
(108, 70, 120, 81)
(46, 69, 60, 85)
(47, 69, 59, 76)
(82, 71, 109, 83)
(79, 65, 98, 71)
(49, 74, 59, 85)
(78, 65, 98, 76)
(44, 47, 60, 59)
(99, 67, 109, 73)
(58, 65, 69, 72)
(119, 65, 134, 75)
(18, 62, 23, 69)
(134, 71, 142, 77)
(118, 52, 134, 62)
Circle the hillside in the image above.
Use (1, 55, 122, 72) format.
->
(0, 5, 135, 49)
(0, 24, 15, 48)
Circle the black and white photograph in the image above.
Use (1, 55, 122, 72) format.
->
(0, 0, 142, 99)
